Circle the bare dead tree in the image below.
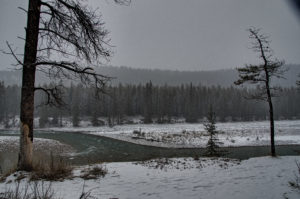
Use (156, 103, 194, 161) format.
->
(234, 27, 286, 157)
(4, 0, 130, 170)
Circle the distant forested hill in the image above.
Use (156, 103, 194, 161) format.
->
(1, 64, 299, 87)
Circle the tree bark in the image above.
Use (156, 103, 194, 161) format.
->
(18, 0, 41, 170)
(264, 67, 276, 157)
(267, 88, 276, 156)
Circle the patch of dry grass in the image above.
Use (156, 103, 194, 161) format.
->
(289, 161, 300, 190)
(0, 181, 57, 199)
(80, 165, 107, 180)
(30, 154, 72, 181)
(0, 167, 17, 183)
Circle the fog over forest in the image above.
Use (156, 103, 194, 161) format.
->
(1, 77, 300, 128)
(1, 64, 299, 87)
(1, 64, 300, 128)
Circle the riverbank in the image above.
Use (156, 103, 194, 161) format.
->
(1, 120, 300, 198)
(0, 156, 299, 199)
(47, 120, 300, 148)
(0, 136, 74, 154)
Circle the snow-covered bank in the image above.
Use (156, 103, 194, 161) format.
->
(48, 120, 300, 148)
(0, 136, 75, 174)
(0, 136, 74, 155)
(1, 156, 300, 199)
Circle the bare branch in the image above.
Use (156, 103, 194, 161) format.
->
(17, 36, 26, 41)
(37, 47, 76, 58)
(39, 0, 112, 63)
(34, 60, 112, 93)
(34, 85, 66, 107)
(1, 41, 23, 66)
(114, 0, 131, 6)
(18, 6, 28, 13)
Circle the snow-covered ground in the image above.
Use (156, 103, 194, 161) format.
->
(0, 136, 74, 155)
(1, 156, 300, 199)
(47, 120, 300, 148)
(1, 121, 300, 198)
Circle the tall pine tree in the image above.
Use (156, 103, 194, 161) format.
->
(234, 27, 286, 156)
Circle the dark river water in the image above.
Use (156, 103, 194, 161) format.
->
(1, 130, 300, 172)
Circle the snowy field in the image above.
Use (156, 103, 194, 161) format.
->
(48, 120, 300, 148)
(0, 156, 300, 199)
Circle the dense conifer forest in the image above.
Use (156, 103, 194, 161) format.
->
(1, 81, 299, 127)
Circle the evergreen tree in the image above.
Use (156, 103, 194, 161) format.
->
(39, 106, 49, 128)
(204, 106, 223, 156)
(143, 81, 153, 123)
(185, 83, 198, 123)
(71, 85, 81, 127)
(91, 109, 102, 126)
(1, 82, 300, 125)
(72, 104, 80, 127)
(91, 112, 99, 126)
(0, 82, 5, 123)
(51, 111, 59, 126)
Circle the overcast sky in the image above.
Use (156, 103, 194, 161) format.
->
(0, 0, 300, 71)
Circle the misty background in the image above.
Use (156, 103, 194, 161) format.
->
(0, 64, 299, 87)
(1, 0, 300, 126)
(1, 0, 300, 72)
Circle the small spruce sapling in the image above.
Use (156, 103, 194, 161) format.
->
(204, 106, 223, 157)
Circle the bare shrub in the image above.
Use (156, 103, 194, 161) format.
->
(30, 154, 72, 181)
(80, 165, 107, 180)
(0, 167, 17, 183)
(289, 161, 300, 190)
(0, 181, 56, 199)
(30, 181, 55, 199)
(78, 183, 98, 199)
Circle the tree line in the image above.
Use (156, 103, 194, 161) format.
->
(1, 81, 299, 127)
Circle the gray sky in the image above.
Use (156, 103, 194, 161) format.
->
(1, 0, 300, 71)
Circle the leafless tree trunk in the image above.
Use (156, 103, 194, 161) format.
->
(264, 56, 275, 156)
(235, 27, 285, 157)
(18, 0, 41, 170)
(4, 0, 131, 170)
